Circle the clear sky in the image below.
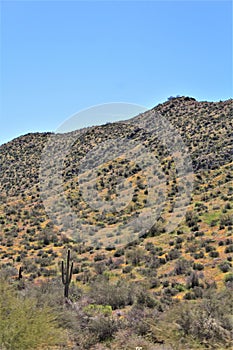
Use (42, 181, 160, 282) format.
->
(0, 0, 232, 145)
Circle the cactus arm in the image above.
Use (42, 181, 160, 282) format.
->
(69, 262, 74, 283)
(61, 260, 65, 284)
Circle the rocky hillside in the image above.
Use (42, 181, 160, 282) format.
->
(0, 97, 232, 197)
(0, 96, 232, 349)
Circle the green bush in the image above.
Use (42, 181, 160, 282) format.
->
(0, 278, 66, 350)
(84, 304, 112, 317)
(224, 272, 233, 283)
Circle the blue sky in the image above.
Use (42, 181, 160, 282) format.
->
(0, 0, 232, 145)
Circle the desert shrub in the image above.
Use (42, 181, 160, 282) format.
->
(94, 261, 107, 275)
(174, 283, 186, 292)
(114, 248, 124, 257)
(162, 280, 170, 287)
(135, 287, 158, 308)
(225, 238, 233, 245)
(148, 221, 165, 236)
(224, 202, 231, 210)
(163, 287, 178, 297)
(83, 304, 112, 317)
(173, 258, 191, 275)
(110, 329, 159, 350)
(193, 262, 204, 271)
(89, 277, 134, 309)
(105, 245, 116, 251)
(219, 261, 231, 273)
(185, 210, 199, 227)
(150, 278, 160, 289)
(193, 286, 203, 298)
(0, 266, 18, 279)
(122, 265, 133, 273)
(27, 277, 82, 306)
(126, 305, 152, 336)
(174, 289, 232, 346)
(193, 250, 205, 259)
(225, 244, 233, 253)
(166, 248, 181, 261)
(220, 213, 233, 227)
(224, 272, 233, 283)
(209, 250, 219, 258)
(186, 271, 199, 289)
(205, 244, 214, 252)
(176, 236, 183, 244)
(0, 278, 66, 350)
(145, 242, 155, 252)
(88, 315, 118, 341)
(159, 257, 166, 264)
(191, 224, 199, 232)
(94, 253, 106, 262)
(126, 247, 145, 266)
(184, 291, 196, 300)
(194, 230, 204, 237)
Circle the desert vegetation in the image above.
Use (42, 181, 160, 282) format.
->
(0, 97, 232, 349)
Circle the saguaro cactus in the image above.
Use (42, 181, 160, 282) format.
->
(18, 266, 23, 280)
(61, 249, 73, 298)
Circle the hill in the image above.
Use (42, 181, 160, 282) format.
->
(0, 96, 232, 349)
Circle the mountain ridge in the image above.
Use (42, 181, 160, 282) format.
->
(0, 97, 232, 198)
